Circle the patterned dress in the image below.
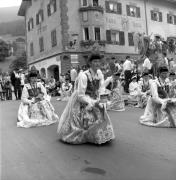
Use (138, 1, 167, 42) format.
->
(105, 77, 125, 111)
(139, 78, 176, 127)
(57, 69, 115, 144)
(17, 82, 58, 128)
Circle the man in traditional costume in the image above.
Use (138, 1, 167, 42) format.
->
(17, 70, 59, 128)
(140, 66, 176, 127)
(57, 54, 115, 144)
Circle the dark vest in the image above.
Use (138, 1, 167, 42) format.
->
(106, 80, 118, 91)
(142, 81, 150, 92)
(27, 84, 42, 100)
(85, 74, 100, 99)
(157, 82, 169, 99)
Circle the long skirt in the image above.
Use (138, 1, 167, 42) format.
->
(57, 91, 115, 144)
(139, 97, 176, 128)
(17, 100, 59, 128)
(107, 88, 125, 111)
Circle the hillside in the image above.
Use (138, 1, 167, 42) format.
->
(0, 6, 23, 23)
(0, 20, 25, 36)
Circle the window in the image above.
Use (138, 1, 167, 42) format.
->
(39, 37, 44, 52)
(51, 29, 57, 47)
(151, 10, 162, 22)
(28, 18, 34, 31)
(94, 27, 101, 41)
(128, 33, 134, 46)
(105, 1, 122, 14)
(83, 27, 89, 40)
(82, 0, 88, 7)
(126, 5, 140, 18)
(47, 0, 57, 16)
(167, 14, 176, 25)
(82, 12, 88, 21)
(36, 9, 44, 25)
(30, 42, 34, 56)
(93, 0, 99, 6)
(106, 30, 125, 45)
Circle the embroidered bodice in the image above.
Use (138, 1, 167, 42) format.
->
(26, 83, 42, 99)
(157, 78, 169, 99)
(85, 74, 100, 99)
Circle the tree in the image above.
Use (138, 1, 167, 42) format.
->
(0, 40, 9, 61)
(9, 52, 27, 71)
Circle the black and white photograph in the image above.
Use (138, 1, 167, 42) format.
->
(0, 0, 176, 179)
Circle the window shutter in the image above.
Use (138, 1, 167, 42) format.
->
(36, 14, 39, 25)
(47, 4, 51, 16)
(32, 18, 34, 28)
(54, 0, 57, 12)
(119, 31, 125, 45)
(28, 21, 30, 31)
(41, 10, 44, 21)
(106, 30, 111, 43)
(151, 10, 154, 20)
(117, 3, 122, 14)
(128, 33, 134, 46)
(126, 5, 130, 16)
(174, 15, 176, 25)
(105, 1, 110, 13)
(159, 12, 162, 22)
(167, 14, 170, 23)
(136, 7, 140, 18)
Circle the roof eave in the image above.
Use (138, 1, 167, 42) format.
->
(18, 0, 32, 17)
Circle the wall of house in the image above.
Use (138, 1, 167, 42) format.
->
(26, 0, 62, 64)
(147, 0, 176, 39)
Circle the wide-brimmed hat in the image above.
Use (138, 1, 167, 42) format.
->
(28, 70, 38, 78)
(158, 65, 168, 74)
(131, 74, 137, 80)
(142, 70, 149, 77)
(88, 53, 101, 63)
(169, 71, 176, 76)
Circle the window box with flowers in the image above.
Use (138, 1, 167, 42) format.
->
(79, 5, 104, 13)
(80, 40, 106, 47)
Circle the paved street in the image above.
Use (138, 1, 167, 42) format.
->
(0, 99, 176, 180)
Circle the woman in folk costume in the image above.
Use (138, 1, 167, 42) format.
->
(128, 74, 142, 107)
(58, 78, 72, 101)
(139, 66, 176, 127)
(104, 71, 125, 111)
(17, 70, 59, 128)
(57, 54, 115, 144)
(138, 71, 152, 108)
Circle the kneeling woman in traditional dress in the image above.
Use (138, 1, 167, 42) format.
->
(17, 70, 59, 128)
(104, 71, 125, 111)
(139, 66, 176, 127)
(57, 54, 115, 144)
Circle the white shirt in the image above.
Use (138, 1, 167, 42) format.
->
(143, 57, 151, 70)
(164, 57, 169, 66)
(70, 68, 77, 82)
(123, 60, 132, 71)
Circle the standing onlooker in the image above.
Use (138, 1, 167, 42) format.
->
(163, 52, 169, 66)
(143, 54, 152, 73)
(70, 66, 77, 87)
(123, 56, 133, 93)
(14, 70, 22, 100)
(19, 69, 25, 91)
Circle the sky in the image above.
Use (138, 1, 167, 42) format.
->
(0, 0, 21, 8)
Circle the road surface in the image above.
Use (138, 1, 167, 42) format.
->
(0, 99, 176, 180)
